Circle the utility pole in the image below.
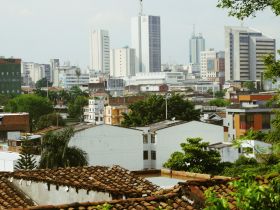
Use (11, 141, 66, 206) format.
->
(139, 0, 143, 16)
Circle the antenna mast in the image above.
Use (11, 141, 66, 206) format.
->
(192, 24, 196, 36)
(139, 0, 143, 16)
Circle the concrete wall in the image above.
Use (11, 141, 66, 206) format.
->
(0, 151, 19, 172)
(155, 121, 224, 169)
(69, 125, 144, 171)
(13, 179, 111, 205)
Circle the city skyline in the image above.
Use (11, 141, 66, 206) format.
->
(0, 0, 279, 68)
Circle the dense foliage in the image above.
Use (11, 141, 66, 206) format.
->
(209, 98, 230, 107)
(35, 77, 53, 89)
(39, 128, 88, 169)
(37, 113, 66, 130)
(4, 94, 53, 131)
(68, 95, 88, 119)
(121, 94, 200, 127)
(163, 138, 222, 174)
(217, 0, 280, 19)
(205, 174, 280, 210)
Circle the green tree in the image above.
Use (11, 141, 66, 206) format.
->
(214, 90, 226, 99)
(163, 138, 221, 174)
(75, 69, 81, 86)
(37, 112, 66, 130)
(209, 98, 230, 107)
(0, 94, 13, 106)
(35, 77, 53, 89)
(15, 141, 37, 170)
(68, 95, 88, 119)
(205, 174, 280, 210)
(121, 94, 200, 127)
(243, 81, 256, 91)
(4, 94, 53, 131)
(39, 127, 88, 169)
(217, 0, 280, 20)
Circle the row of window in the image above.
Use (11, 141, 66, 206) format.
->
(143, 134, 155, 144)
(143, 150, 156, 160)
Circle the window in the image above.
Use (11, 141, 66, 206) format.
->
(151, 150, 156, 160)
(143, 151, 148, 160)
(262, 113, 270, 129)
(143, 134, 148, 144)
(240, 114, 254, 129)
(151, 134, 156, 144)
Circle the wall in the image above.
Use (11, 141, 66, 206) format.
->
(13, 179, 111, 205)
(0, 151, 19, 172)
(0, 114, 29, 132)
(155, 121, 224, 169)
(69, 125, 144, 171)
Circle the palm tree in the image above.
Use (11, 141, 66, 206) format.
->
(75, 69, 81, 86)
(39, 127, 88, 169)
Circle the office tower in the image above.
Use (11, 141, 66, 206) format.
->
(189, 32, 205, 65)
(21, 62, 49, 86)
(200, 49, 225, 84)
(131, 13, 161, 73)
(110, 48, 136, 77)
(225, 26, 276, 81)
(0, 58, 21, 94)
(90, 29, 110, 74)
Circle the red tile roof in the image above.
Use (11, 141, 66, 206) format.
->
(0, 177, 35, 209)
(5, 166, 159, 198)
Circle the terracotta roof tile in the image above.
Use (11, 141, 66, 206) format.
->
(0, 177, 34, 210)
(5, 166, 159, 198)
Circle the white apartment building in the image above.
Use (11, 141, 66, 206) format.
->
(84, 98, 104, 124)
(225, 26, 276, 81)
(53, 65, 89, 89)
(110, 48, 136, 77)
(21, 62, 51, 86)
(69, 121, 223, 171)
(131, 15, 161, 73)
(200, 49, 217, 80)
(90, 29, 110, 74)
(126, 72, 184, 86)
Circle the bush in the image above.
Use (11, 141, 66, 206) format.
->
(37, 113, 65, 130)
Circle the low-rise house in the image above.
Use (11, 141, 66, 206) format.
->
(210, 140, 272, 163)
(104, 105, 129, 125)
(0, 113, 30, 141)
(70, 121, 224, 170)
(0, 165, 158, 208)
(224, 96, 277, 141)
(84, 97, 104, 124)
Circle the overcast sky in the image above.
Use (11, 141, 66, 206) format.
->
(0, 0, 279, 68)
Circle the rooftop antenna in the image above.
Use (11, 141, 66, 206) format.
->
(139, 0, 143, 16)
(192, 24, 196, 36)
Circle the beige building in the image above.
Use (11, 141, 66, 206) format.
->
(104, 105, 129, 125)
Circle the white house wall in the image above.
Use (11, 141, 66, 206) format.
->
(155, 121, 224, 169)
(69, 125, 144, 171)
(13, 179, 111, 205)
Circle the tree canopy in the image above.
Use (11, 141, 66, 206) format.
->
(217, 0, 280, 20)
(39, 128, 88, 169)
(121, 94, 200, 127)
(15, 140, 37, 170)
(163, 138, 221, 174)
(35, 77, 53, 89)
(4, 94, 53, 131)
(209, 98, 230, 107)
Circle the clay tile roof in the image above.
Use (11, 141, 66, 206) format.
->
(0, 177, 35, 210)
(5, 166, 159, 197)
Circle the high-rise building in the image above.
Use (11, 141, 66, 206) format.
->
(200, 49, 225, 84)
(90, 29, 110, 74)
(131, 15, 161, 73)
(110, 48, 136, 77)
(21, 62, 51, 86)
(189, 33, 205, 66)
(225, 26, 276, 81)
(0, 58, 21, 94)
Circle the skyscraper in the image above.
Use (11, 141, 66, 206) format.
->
(110, 48, 136, 77)
(189, 33, 205, 65)
(90, 29, 110, 74)
(131, 2, 161, 74)
(225, 26, 276, 81)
